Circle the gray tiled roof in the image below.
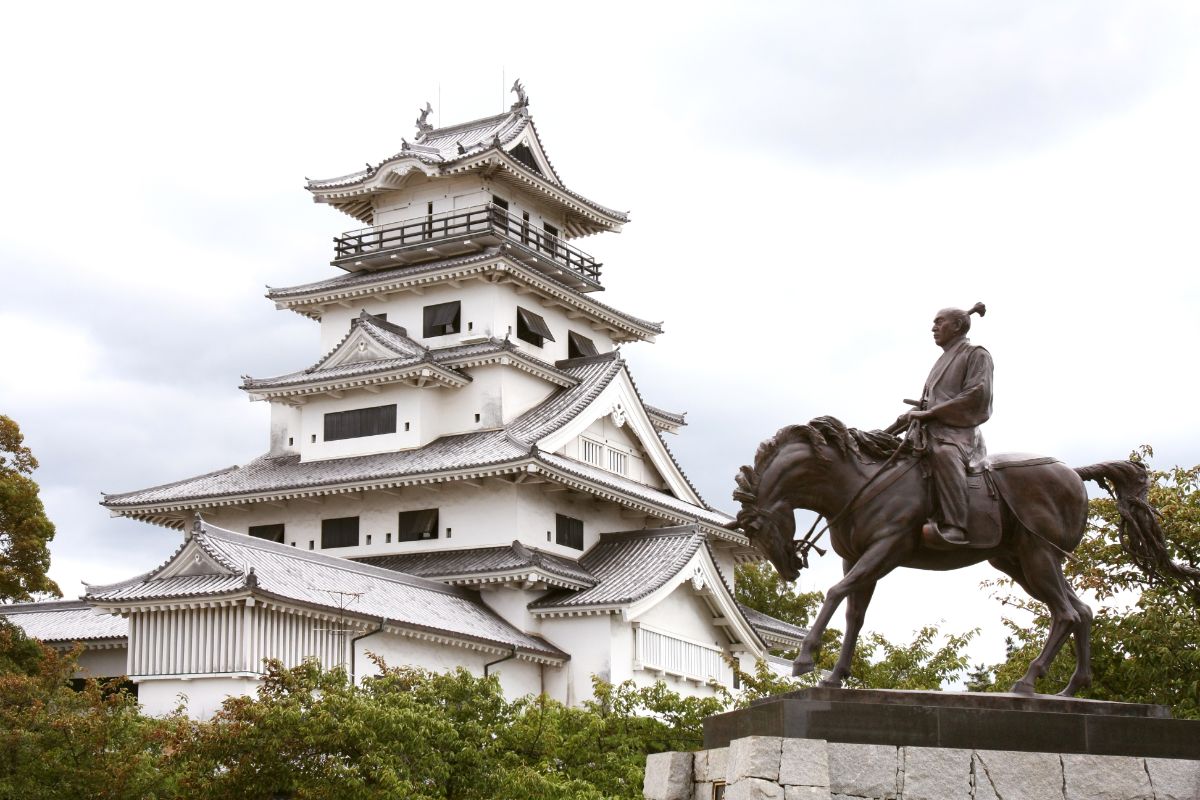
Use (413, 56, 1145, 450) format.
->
(509, 353, 623, 441)
(306, 110, 627, 225)
(103, 430, 529, 507)
(736, 603, 808, 646)
(86, 522, 566, 661)
(535, 452, 732, 527)
(264, 249, 663, 337)
(2, 600, 127, 643)
(529, 527, 705, 610)
(357, 541, 597, 588)
(242, 314, 468, 392)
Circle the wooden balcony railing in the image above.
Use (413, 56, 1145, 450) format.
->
(333, 203, 602, 283)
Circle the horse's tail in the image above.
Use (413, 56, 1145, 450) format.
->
(1075, 460, 1200, 600)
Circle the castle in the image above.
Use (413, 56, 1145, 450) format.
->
(4, 86, 801, 718)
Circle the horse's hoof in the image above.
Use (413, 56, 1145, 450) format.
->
(1010, 681, 1035, 696)
(818, 677, 843, 688)
(792, 659, 815, 677)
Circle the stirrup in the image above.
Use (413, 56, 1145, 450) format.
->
(922, 520, 969, 549)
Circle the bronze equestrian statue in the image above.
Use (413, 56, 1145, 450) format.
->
(730, 303, 1200, 696)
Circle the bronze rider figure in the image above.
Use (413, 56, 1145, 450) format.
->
(888, 302, 991, 546)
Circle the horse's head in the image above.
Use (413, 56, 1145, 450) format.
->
(728, 464, 803, 581)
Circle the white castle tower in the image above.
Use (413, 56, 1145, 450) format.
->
(7, 86, 803, 718)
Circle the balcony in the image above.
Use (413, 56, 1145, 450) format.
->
(633, 624, 731, 686)
(332, 203, 603, 292)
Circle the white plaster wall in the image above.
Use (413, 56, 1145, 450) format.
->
(356, 631, 544, 700)
(538, 614, 614, 705)
(74, 647, 128, 680)
(137, 676, 258, 720)
(479, 585, 551, 633)
(317, 281, 500, 354)
(209, 480, 522, 556)
(268, 403, 302, 456)
(207, 479, 662, 560)
(296, 385, 423, 461)
(372, 174, 491, 226)
(512, 482, 646, 556)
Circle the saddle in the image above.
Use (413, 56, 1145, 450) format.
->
(923, 453, 1059, 550)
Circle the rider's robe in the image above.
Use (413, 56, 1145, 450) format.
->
(921, 336, 994, 464)
(920, 336, 994, 530)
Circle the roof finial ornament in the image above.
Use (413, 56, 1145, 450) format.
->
(188, 511, 204, 540)
(510, 79, 529, 111)
(416, 102, 434, 137)
(245, 566, 258, 589)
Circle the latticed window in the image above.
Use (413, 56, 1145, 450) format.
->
(555, 514, 583, 550)
(324, 404, 397, 441)
(581, 438, 604, 467)
(608, 449, 628, 475)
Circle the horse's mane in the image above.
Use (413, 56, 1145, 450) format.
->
(753, 416, 901, 474)
(732, 417, 902, 523)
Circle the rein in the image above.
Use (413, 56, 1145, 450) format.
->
(793, 444, 919, 567)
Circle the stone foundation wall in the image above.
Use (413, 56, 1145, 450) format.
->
(644, 736, 1200, 800)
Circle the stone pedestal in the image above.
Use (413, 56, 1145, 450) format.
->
(704, 688, 1199, 759)
(645, 737, 1200, 800)
(644, 690, 1200, 800)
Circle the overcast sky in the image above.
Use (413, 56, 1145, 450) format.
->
(3, 0, 1198, 678)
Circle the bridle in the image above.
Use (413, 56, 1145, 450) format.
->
(790, 443, 920, 568)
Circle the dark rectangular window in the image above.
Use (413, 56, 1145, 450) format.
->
(516, 306, 555, 348)
(556, 514, 583, 550)
(248, 523, 285, 543)
(321, 516, 359, 549)
(324, 404, 397, 441)
(543, 222, 558, 238)
(398, 509, 439, 542)
(491, 196, 509, 211)
(567, 331, 598, 359)
(423, 301, 461, 337)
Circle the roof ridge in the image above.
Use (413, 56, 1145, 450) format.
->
(103, 464, 240, 502)
(0, 599, 93, 613)
(596, 525, 701, 543)
(417, 110, 514, 140)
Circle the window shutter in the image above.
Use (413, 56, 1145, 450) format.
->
(567, 331, 598, 358)
(517, 307, 556, 341)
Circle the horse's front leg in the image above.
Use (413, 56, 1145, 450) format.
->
(820, 575, 877, 687)
(793, 536, 905, 678)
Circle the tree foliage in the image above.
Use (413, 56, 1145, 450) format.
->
(733, 561, 975, 692)
(0, 415, 60, 602)
(974, 456, 1200, 716)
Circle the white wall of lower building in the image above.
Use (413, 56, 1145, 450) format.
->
(73, 646, 128, 680)
(206, 478, 662, 562)
(137, 675, 258, 719)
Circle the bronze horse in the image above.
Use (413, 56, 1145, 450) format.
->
(730, 416, 1199, 696)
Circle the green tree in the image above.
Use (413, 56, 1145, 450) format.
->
(734, 562, 976, 693)
(976, 456, 1200, 716)
(0, 643, 182, 799)
(0, 415, 60, 601)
